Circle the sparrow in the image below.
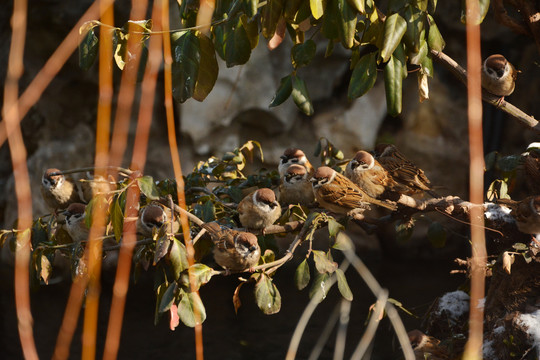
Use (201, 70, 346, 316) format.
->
(80, 173, 113, 202)
(408, 330, 450, 360)
(278, 147, 315, 178)
(278, 164, 315, 206)
(521, 144, 540, 195)
(310, 166, 397, 215)
(64, 203, 89, 243)
(345, 150, 408, 199)
(373, 144, 437, 197)
(238, 188, 281, 231)
(202, 222, 260, 272)
(497, 196, 540, 234)
(136, 202, 180, 238)
(481, 54, 518, 103)
(41, 168, 83, 211)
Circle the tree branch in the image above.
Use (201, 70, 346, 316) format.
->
(431, 50, 540, 133)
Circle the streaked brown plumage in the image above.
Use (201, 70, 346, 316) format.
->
(238, 188, 281, 230)
(522, 147, 540, 194)
(408, 330, 450, 360)
(374, 144, 436, 196)
(41, 168, 83, 211)
(497, 196, 540, 234)
(202, 222, 260, 272)
(481, 54, 517, 97)
(310, 166, 397, 214)
(278, 147, 315, 178)
(64, 203, 89, 242)
(278, 164, 315, 206)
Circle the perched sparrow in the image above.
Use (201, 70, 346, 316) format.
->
(136, 202, 180, 238)
(521, 143, 540, 194)
(41, 168, 83, 211)
(310, 166, 397, 215)
(481, 54, 518, 101)
(408, 330, 450, 360)
(278, 147, 315, 178)
(497, 196, 540, 234)
(345, 150, 408, 198)
(80, 174, 113, 202)
(202, 222, 260, 272)
(278, 164, 315, 206)
(238, 188, 281, 231)
(374, 144, 437, 196)
(64, 203, 89, 243)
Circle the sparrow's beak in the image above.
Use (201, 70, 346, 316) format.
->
(309, 177, 317, 183)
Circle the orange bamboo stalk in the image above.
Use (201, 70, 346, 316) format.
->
(164, 0, 203, 358)
(0, 0, 115, 149)
(81, 1, 114, 359)
(463, 1, 487, 359)
(2, 0, 38, 359)
(102, 1, 162, 358)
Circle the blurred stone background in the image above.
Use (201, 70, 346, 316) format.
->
(0, 0, 539, 358)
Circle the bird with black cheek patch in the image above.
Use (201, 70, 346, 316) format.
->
(237, 188, 281, 232)
(373, 144, 438, 197)
(41, 168, 83, 212)
(497, 196, 540, 235)
(408, 330, 450, 360)
(202, 222, 260, 273)
(136, 202, 179, 238)
(345, 150, 408, 199)
(278, 164, 315, 206)
(64, 203, 89, 243)
(311, 166, 397, 215)
(521, 143, 540, 195)
(481, 54, 518, 105)
(278, 147, 315, 178)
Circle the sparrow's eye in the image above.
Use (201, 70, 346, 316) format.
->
(249, 245, 258, 252)
(291, 158, 299, 163)
(73, 214, 82, 219)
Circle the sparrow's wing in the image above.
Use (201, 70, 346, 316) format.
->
(378, 156, 431, 191)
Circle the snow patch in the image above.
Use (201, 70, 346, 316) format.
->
(436, 290, 470, 324)
(483, 339, 498, 360)
(484, 203, 514, 223)
(517, 310, 540, 357)
(493, 325, 505, 335)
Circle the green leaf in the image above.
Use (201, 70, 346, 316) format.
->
(381, 13, 407, 62)
(337, 0, 357, 49)
(327, 218, 344, 237)
(309, 272, 331, 303)
(158, 282, 177, 313)
(284, 0, 303, 21)
(294, 259, 311, 290)
(186, 263, 215, 291)
(291, 75, 314, 115)
(310, 0, 325, 19)
(414, 0, 428, 11)
(177, 289, 207, 327)
(154, 232, 171, 265)
(111, 197, 124, 242)
(403, 5, 425, 53)
(254, 273, 282, 314)
(322, 0, 339, 40)
(429, 0, 438, 12)
(171, 30, 200, 103)
(485, 151, 498, 171)
(113, 29, 128, 70)
(420, 52, 433, 77)
(31, 219, 48, 248)
(497, 155, 521, 172)
(427, 221, 447, 248)
(270, 75, 293, 107)
(348, 52, 377, 100)
(332, 232, 354, 251)
(78, 22, 99, 70)
(240, 14, 259, 49)
(335, 268, 353, 301)
(261, 0, 285, 39)
(243, 0, 260, 19)
(261, 249, 275, 264)
(460, 0, 490, 25)
(427, 15, 445, 52)
(409, 39, 428, 65)
(384, 54, 404, 116)
(169, 238, 189, 279)
(347, 0, 364, 13)
(201, 200, 216, 223)
(312, 250, 337, 273)
(137, 176, 160, 200)
(193, 32, 218, 102)
(499, 180, 509, 199)
(225, 18, 252, 67)
(291, 39, 317, 68)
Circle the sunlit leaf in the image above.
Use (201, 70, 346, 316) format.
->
(332, 232, 354, 251)
(113, 29, 128, 70)
(137, 176, 160, 200)
(177, 289, 207, 327)
(403, 5, 424, 53)
(381, 13, 407, 62)
(327, 218, 344, 238)
(295, 258, 311, 290)
(337, 0, 357, 49)
(347, 0, 364, 13)
(348, 52, 377, 100)
(171, 30, 200, 103)
(384, 54, 404, 116)
(427, 15, 445, 52)
(313, 250, 337, 273)
(241, 14, 260, 49)
(269, 75, 293, 107)
(78, 22, 99, 70)
(186, 263, 215, 291)
(291, 75, 314, 115)
(310, 0, 325, 19)
(291, 39, 317, 68)
(255, 273, 282, 314)
(193, 32, 218, 102)
(169, 238, 189, 279)
(243, 0, 259, 19)
(261, 0, 285, 39)
(335, 268, 353, 301)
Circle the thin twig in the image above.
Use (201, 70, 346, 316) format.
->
(307, 304, 341, 360)
(334, 299, 351, 360)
